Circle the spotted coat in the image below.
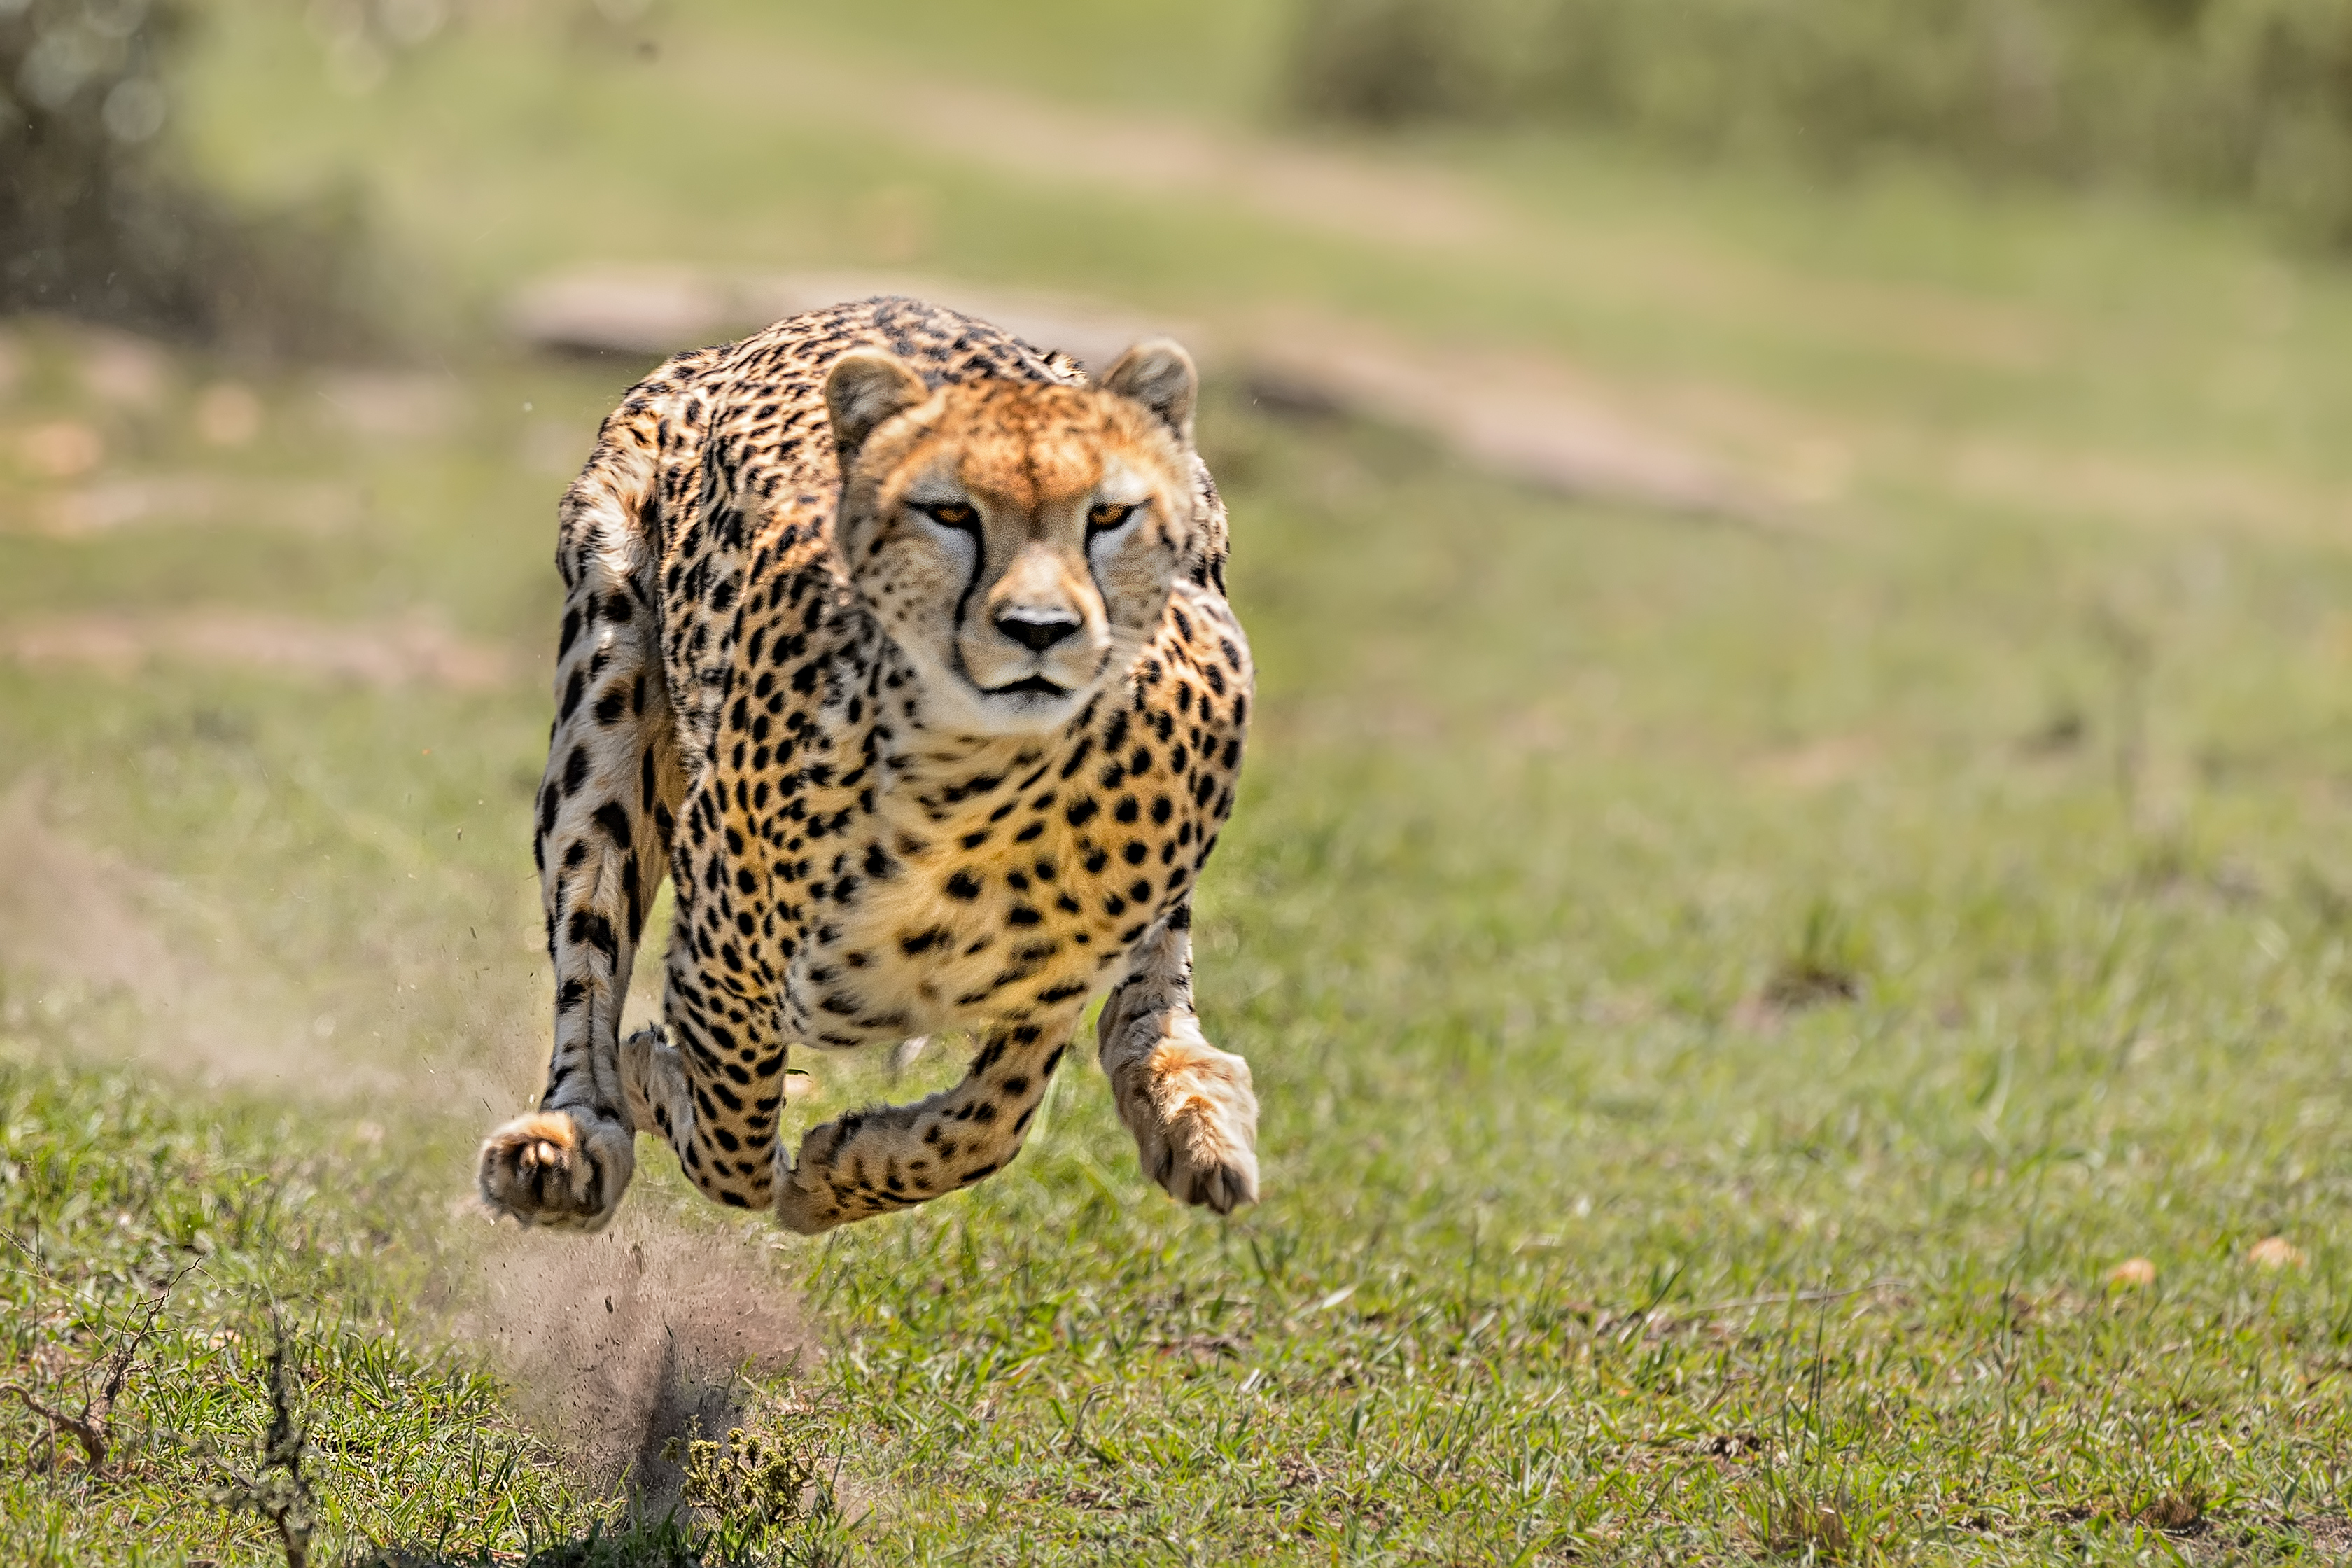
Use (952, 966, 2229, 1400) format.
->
(478, 297, 1260, 1234)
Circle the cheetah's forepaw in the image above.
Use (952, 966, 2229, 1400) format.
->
(477, 1109, 634, 1231)
(774, 1118, 855, 1236)
(1111, 1025, 1260, 1214)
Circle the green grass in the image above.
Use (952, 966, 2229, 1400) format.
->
(8, 3, 2352, 1562)
(0, 1036, 597, 1562)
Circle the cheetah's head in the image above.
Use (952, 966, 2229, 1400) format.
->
(825, 340, 1203, 738)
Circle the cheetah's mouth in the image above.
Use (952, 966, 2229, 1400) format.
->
(988, 675, 1070, 698)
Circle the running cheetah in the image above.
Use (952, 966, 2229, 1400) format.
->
(477, 297, 1259, 1235)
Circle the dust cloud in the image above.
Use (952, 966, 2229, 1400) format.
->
(464, 1212, 814, 1508)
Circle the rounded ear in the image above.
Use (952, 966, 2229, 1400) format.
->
(1102, 338, 1198, 445)
(825, 349, 931, 458)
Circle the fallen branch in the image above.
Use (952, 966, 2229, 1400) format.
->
(1, 1262, 188, 1473)
(0, 1380, 106, 1471)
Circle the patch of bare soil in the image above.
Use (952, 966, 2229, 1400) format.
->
(718, 50, 1501, 255)
(10, 476, 363, 538)
(73, 327, 174, 410)
(1659, 376, 2352, 543)
(692, 39, 2073, 386)
(0, 779, 404, 1098)
(464, 1212, 814, 1507)
(2297, 1515, 2352, 1559)
(1, 610, 514, 690)
(309, 370, 464, 443)
(1746, 735, 1880, 792)
(1934, 434, 2352, 542)
(860, 80, 2058, 377)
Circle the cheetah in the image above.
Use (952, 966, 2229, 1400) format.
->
(477, 296, 1259, 1236)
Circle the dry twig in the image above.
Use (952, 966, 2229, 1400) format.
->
(0, 1262, 189, 1473)
(200, 1322, 316, 1568)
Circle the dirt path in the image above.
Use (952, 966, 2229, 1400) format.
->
(1, 610, 516, 690)
(4, 476, 366, 538)
(678, 34, 2068, 379)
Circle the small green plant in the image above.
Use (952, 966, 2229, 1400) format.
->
(197, 1324, 316, 1568)
(667, 1423, 816, 1530)
(2131, 1482, 2209, 1532)
(661, 1419, 839, 1563)
(1745, 1477, 1879, 1562)
(1761, 899, 1867, 1011)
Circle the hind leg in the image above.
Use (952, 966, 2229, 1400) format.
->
(773, 1016, 1079, 1234)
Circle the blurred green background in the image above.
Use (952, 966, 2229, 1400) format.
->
(8, 2, 2352, 1562)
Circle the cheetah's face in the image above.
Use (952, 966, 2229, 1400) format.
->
(827, 341, 1203, 738)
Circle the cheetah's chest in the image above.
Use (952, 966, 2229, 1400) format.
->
(778, 704, 1237, 1048)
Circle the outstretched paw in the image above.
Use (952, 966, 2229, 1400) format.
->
(477, 1109, 634, 1231)
(774, 1118, 854, 1236)
(1112, 1027, 1260, 1214)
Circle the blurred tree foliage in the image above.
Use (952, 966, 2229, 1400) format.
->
(0, 0, 382, 357)
(1289, 0, 2352, 244)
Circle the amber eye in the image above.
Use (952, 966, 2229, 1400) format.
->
(922, 502, 976, 528)
(1087, 502, 1136, 530)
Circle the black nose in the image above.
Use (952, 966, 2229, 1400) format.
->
(995, 610, 1081, 652)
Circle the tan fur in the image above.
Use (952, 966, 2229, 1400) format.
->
(477, 298, 1256, 1236)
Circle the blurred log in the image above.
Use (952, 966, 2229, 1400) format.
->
(507, 267, 1768, 522)
(1242, 312, 1765, 521)
(505, 267, 1189, 374)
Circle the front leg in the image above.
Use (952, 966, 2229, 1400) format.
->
(774, 1018, 1076, 1234)
(478, 435, 682, 1231)
(1098, 906, 1259, 1214)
